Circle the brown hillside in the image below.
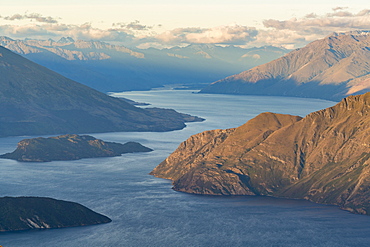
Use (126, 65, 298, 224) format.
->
(151, 92, 370, 215)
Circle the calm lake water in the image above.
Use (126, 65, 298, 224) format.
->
(1, 90, 369, 247)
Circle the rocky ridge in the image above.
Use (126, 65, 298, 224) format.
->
(151, 92, 370, 215)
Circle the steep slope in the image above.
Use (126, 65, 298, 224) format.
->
(0, 197, 111, 232)
(0, 36, 288, 92)
(201, 31, 370, 101)
(0, 36, 158, 92)
(0, 134, 152, 162)
(0, 46, 203, 137)
(151, 92, 370, 215)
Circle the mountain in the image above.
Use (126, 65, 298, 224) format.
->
(0, 134, 153, 162)
(200, 31, 370, 101)
(0, 197, 111, 232)
(0, 46, 203, 137)
(142, 44, 289, 89)
(0, 36, 288, 92)
(151, 92, 370, 215)
(0, 36, 154, 92)
(163, 44, 287, 68)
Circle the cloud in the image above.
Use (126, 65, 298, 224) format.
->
(152, 25, 258, 45)
(332, 7, 349, 12)
(1, 9, 370, 49)
(356, 9, 370, 16)
(1, 13, 257, 47)
(0, 23, 133, 42)
(256, 8, 370, 48)
(112, 20, 154, 31)
(0, 24, 58, 38)
(2, 13, 59, 23)
(305, 13, 318, 19)
(0, 12, 134, 42)
(327, 11, 355, 17)
(263, 9, 370, 31)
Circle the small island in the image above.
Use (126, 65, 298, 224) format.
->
(0, 197, 111, 232)
(0, 134, 153, 162)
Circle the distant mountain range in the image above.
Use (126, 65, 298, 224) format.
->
(0, 46, 203, 137)
(0, 36, 288, 92)
(201, 31, 370, 101)
(151, 92, 370, 215)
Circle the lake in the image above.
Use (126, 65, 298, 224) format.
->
(0, 90, 369, 247)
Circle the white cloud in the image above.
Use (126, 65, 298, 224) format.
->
(256, 9, 370, 48)
(332, 7, 349, 12)
(357, 9, 370, 16)
(305, 13, 318, 19)
(0, 23, 133, 42)
(327, 11, 355, 17)
(112, 20, 156, 31)
(263, 9, 370, 31)
(1, 9, 370, 49)
(2, 13, 59, 23)
(153, 25, 258, 45)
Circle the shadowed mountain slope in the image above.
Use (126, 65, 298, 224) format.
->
(0, 46, 203, 137)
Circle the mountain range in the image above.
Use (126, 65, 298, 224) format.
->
(0, 45, 203, 137)
(0, 36, 288, 92)
(151, 92, 370, 215)
(200, 31, 370, 101)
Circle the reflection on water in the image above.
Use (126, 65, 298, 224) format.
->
(0, 90, 369, 247)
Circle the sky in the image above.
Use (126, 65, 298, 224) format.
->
(1, 0, 369, 49)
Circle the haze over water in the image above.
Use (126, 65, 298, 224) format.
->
(1, 90, 369, 247)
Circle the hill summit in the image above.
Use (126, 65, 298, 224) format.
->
(151, 92, 370, 215)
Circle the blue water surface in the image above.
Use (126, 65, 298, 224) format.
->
(1, 90, 368, 247)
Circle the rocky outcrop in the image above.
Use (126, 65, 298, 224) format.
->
(0, 134, 153, 162)
(0, 46, 204, 137)
(201, 31, 370, 101)
(0, 197, 111, 232)
(151, 92, 370, 215)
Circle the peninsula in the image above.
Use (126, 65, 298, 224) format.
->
(151, 92, 370, 215)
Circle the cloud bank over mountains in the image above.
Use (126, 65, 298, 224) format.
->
(153, 25, 258, 45)
(0, 8, 369, 49)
